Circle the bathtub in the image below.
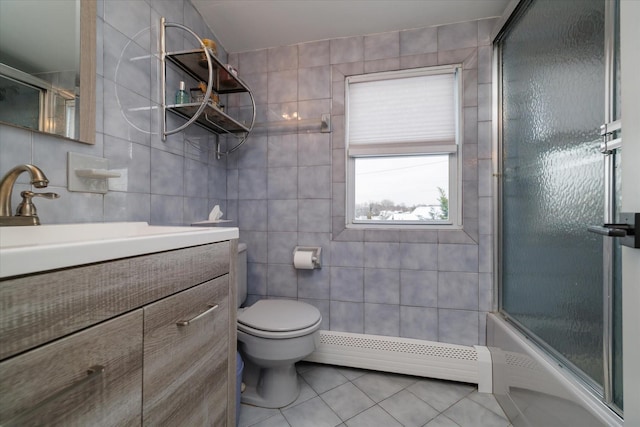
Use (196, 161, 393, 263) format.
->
(486, 313, 622, 427)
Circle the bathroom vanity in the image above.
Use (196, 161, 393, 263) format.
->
(0, 223, 238, 426)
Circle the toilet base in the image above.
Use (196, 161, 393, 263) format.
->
(240, 360, 300, 408)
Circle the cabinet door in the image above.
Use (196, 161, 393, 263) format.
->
(0, 241, 230, 361)
(0, 310, 143, 426)
(143, 275, 229, 426)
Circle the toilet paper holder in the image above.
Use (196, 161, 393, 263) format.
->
(293, 246, 322, 269)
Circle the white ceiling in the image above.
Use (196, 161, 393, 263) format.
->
(192, 0, 511, 53)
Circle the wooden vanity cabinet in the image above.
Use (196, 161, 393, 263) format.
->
(143, 275, 230, 426)
(0, 240, 237, 427)
(0, 310, 143, 426)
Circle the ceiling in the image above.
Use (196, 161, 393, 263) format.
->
(192, 0, 511, 53)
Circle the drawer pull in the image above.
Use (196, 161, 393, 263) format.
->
(4, 365, 105, 426)
(176, 304, 219, 326)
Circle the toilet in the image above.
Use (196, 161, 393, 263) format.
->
(236, 243, 322, 408)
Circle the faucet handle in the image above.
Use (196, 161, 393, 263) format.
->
(16, 190, 60, 217)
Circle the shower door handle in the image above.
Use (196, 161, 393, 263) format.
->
(588, 212, 639, 248)
(588, 225, 629, 237)
(587, 224, 627, 237)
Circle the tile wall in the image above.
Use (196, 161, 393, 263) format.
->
(0, 0, 227, 226)
(0, 0, 495, 347)
(225, 18, 496, 346)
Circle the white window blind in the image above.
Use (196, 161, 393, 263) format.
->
(347, 69, 458, 156)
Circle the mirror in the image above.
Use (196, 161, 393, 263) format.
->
(0, 0, 95, 144)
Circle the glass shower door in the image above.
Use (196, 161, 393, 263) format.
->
(500, 0, 607, 390)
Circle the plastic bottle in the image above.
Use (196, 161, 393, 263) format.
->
(175, 81, 189, 104)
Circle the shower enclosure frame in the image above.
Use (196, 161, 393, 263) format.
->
(492, 0, 623, 418)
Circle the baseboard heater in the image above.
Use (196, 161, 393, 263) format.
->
(304, 330, 492, 392)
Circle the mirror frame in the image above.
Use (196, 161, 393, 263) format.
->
(0, 0, 96, 144)
(78, 0, 96, 144)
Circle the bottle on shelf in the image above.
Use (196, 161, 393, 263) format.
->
(175, 81, 189, 104)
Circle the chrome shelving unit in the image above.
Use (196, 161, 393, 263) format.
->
(160, 18, 256, 158)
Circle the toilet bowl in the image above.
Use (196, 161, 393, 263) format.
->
(236, 244, 322, 408)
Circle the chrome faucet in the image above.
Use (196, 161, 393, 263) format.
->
(0, 164, 59, 226)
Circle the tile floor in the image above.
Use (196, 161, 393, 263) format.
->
(239, 362, 512, 427)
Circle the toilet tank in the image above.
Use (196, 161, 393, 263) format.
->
(236, 242, 247, 308)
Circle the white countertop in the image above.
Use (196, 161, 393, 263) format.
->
(0, 222, 239, 278)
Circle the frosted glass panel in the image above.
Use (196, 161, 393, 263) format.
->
(501, 0, 605, 385)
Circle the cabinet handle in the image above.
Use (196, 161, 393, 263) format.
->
(4, 365, 105, 426)
(176, 304, 219, 326)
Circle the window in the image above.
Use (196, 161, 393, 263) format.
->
(345, 65, 462, 228)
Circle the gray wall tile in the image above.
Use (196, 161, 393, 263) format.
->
(268, 264, 298, 297)
(184, 157, 208, 198)
(438, 309, 479, 346)
(239, 199, 268, 231)
(298, 266, 331, 299)
(400, 27, 438, 56)
(268, 45, 298, 71)
(364, 31, 399, 61)
(330, 301, 364, 333)
(400, 306, 438, 341)
(104, 0, 151, 42)
(331, 36, 364, 64)
(104, 191, 150, 222)
(268, 199, 298, 231)
(299, 133, 331, 166)
(365, 268, 400, 304)
(151, 149, 184, 196)
(438, 244, 479, 273)
(400, 270, 438, 307)
(364, 303, 400, 336)
(298, 166, 331, 199)
(438, 21, 478, 51)
(268, 231, 298, 264)
(299, 40, 331, 68)
(268, 134, 298, 167)
(268, 167, 297, 199)
(364, 58, 400, 74)
(364, 242, 400, 269)
(399, 243, 438, 270)
(238, 167, 268, 199)
(478, 18, 498, 46)
(237, 135, 268, 169)
(400, 53, 439, 69)
(239, 49, 268, 74)
(331, 241, 364, 267)
(240, 231, 268, 263)
(479, 273, 493, 312)
(150, 194, 183, 225)
(247, 262, 268, 297)
(438, 272, 479, 310)
(268, 69, 298, 103)
(331, 267, 364, 302)
(299, 199, 331, 232)
(299, 65, 331, 101)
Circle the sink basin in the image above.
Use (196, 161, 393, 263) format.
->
(0, 222, 238, 278)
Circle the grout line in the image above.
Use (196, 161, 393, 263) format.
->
(241, 362, 501, 427)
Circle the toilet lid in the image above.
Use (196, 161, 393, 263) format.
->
(237, 300, 321, 332)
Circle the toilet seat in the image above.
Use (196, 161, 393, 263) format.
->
(238, 300, 322, 339)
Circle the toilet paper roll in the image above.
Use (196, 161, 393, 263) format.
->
(293, 251, 315, 269)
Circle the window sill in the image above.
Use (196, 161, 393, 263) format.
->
(345, 222, 463, 231)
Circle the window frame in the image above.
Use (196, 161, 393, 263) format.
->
(344, 65, 463, 229)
